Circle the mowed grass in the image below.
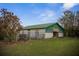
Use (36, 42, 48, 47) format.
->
(0, 37, 79, 56)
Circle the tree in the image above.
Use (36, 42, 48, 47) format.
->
(75, 11, 79, 36)
(0, 8, 22, 41)
(59, 10, 76, 37)
(59, 10, 79, 37)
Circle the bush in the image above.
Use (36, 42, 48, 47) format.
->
(19, 34, 28, 41)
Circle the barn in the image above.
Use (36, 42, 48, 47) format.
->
(19, 22, 64, 40)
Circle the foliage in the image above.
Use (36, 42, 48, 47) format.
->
(0, 8, 22, 41)
(19, 34, 28, 41)
(59, 10, 79, 37)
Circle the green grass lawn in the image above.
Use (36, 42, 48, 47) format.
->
(0, 37, 79, 56)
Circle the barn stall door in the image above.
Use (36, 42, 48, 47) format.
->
(53, 31, 58, 37)
(53, 28, 59, 37)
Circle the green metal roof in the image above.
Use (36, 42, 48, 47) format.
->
(24, 23, 58, 30)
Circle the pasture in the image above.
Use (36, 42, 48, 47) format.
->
(0, 37, 79, 56)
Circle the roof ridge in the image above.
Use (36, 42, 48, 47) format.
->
(25, 22, 55, 27)
(24, 22, 58, 30)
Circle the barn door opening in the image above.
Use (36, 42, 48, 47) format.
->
(53, 31, 58, 37)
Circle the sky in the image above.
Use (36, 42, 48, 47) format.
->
(0, 3, 79, 26)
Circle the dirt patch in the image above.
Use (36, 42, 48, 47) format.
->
(0, 41, 15, 47)
(0, 40, 30, 47)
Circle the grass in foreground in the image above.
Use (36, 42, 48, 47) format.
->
(0, 37, 79, 56)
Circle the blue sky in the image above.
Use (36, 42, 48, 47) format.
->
(0, 3, 79, 26)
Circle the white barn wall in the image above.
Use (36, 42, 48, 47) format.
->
(19, 28, 64, 39)
(30, 30, 36, 38)
(58, 32, 63, 37)
(45, 33, 53, 39)
(30, 29, 45, 38)
(23, 30, 28, 34)
(19, 29, 46, 39)
(38, 29, 45, 34)
(19, 30, 28, 34)
(38, 29, 45, 39)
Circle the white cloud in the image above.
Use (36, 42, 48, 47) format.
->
(63, 3, 78, 10)
(38, 10, 56, 23)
